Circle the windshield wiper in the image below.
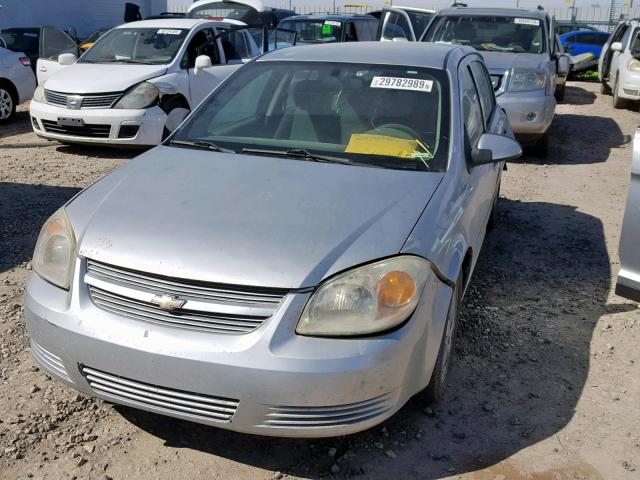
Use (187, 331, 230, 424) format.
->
(170, 139, 235, 153)
(242, 148, 355, 166)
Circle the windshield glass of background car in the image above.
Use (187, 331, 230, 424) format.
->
(79, 28, 188, 64)
(278, 20, 343, 43)
(426, 16, 545, 53)
(172, 61, 450, 172)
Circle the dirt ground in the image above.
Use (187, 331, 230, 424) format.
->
(0, 81, 639, 480)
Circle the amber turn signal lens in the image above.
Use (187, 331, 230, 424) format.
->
(376, 270, 416, 307)
(44, 218, 66, 236)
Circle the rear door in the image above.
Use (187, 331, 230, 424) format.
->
(377, 8, 417, 41)
(616, 129, 640, 302)
(37, 26, 79, 85)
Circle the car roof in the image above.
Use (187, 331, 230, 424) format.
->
(282, 14, 377, 21)
(258, 41, 470, 69)
(436, 7, 547, 20)
(114, 18, 215, 29)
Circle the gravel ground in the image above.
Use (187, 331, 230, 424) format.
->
(1, 82, 639, 480)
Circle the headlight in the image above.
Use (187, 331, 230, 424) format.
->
(33, 85, 45, 103)
(297, 256, 431, 336)
(628, 58, 640, 73)
(113, 82, 159, 109)
(32, 208, 76, 290)
(509, 69, 547, 91)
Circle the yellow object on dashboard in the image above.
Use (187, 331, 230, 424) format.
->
(345, 134, 418, 158)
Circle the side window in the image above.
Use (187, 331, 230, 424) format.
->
(469, 61, 495, 127)
(221, 30, 249, 61)
(564, 34, 576, 43)
(353, 20, 371, 41)
(620, 25, 632, 48)
(345, 22, 358, 42)
(460, 64, 484, 149)
(182, 29, 218, 68)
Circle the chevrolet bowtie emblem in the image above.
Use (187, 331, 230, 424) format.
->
(150, 294, 186, 311)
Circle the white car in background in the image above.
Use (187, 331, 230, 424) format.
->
(598, 19, 640, 109)
(0, 46, 36, 124)
(30, 18, 294, 146)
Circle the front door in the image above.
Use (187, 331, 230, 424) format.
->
(37, 26, 79, 85)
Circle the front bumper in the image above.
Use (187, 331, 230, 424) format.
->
(619, 70, 640, 100)
(29, 100, 166, 146)
(25, 260, 452, 438)
(497, 91, 556, 139)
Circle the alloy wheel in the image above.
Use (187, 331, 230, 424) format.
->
(0, 88, 13, 120)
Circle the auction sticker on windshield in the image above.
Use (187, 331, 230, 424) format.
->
(157, 29, 182, 35)
(370, 76, 433, 92)
(514, 18, 539, 26)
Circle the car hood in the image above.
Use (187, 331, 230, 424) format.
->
(480, 52, 547, 71)
(43, 63, 167, 93)
(71, 147, 444, 289)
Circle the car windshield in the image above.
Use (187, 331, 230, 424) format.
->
(172, 61, 450, 172)
(0, 28, 39, 55)
(78, 27, 188, 64)
(278, 20, 343, 44)
(426, 15, 545, 54)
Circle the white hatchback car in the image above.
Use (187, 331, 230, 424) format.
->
(599, 19, 640, 109)
(30, 18, 291, 146)
(0, 46, 36, 124)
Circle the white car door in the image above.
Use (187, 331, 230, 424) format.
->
(36, 26, 79, 85)
(610, 24, 632, 87)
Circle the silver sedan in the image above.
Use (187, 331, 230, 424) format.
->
(25, 42, 521, 437)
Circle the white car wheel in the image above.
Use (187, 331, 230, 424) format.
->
(0, 86, 16, 124)
(164, 107, 190, 134)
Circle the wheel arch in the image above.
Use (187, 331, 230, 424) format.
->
(0, 77, 19, 102)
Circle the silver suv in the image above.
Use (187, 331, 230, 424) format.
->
(422, 7, 570, 155)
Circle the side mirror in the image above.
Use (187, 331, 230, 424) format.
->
(471, 133, 522, 166)
(58, 53, 77, 65)
(611, 41, 623, 53)
(194, 55, 212, 73)
(557, 54, 571, 76)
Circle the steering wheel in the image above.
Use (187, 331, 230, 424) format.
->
(372, 123, 421, 140)
(506, 42, 528, 52)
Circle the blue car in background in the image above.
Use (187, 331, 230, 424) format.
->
(560, 30, 610, 59)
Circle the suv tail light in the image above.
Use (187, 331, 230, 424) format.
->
(19, 57, 31, 67)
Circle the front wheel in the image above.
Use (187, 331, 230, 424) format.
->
(600, 81, 612, 95)
(554, 84, 566, 102)
(161, 97, 190, 140)
(421, 274, 463, 404)
(0, 82, 16, 125)
(613, 78, 628, 109)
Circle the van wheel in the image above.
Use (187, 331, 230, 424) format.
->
(0, 81, 17, 125)
(600, 82, 612, 95)
(613, 78, 628, 109)
(161, 97, 190, 140)
(422, 274, 463, 404)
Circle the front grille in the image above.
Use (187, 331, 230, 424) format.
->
(44, 90, 122, 109)
(261, 393, 394, 429)
(81, 366, 238, 422)
(41, 120, 111, 138)
(31, 340, 72, 382)
(85, 259, 287, 334)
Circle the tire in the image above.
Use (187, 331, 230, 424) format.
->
(487, 181, 500, 231)
(422, 274, 463, 404)
(613, 77, 628, 109)
(160, 97, 190, 140)
(554, 84, 566, 102)
(0, 81, 17, 125)
(530, 131, 549, 158)
(600, 81, 612, 95)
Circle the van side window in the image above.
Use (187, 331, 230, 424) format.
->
(469, 61, 495, 127)
(460, 65, 484, 149)
(345, 22, 358, 42)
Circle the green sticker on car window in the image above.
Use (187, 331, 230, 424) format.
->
(322, 24, 332, 35)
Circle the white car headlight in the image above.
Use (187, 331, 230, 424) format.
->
(113, 82, 159, 109)
(297, 256, 431, 336)
(32, 208, 76, 290)
(33, 85, 45, 103)
(509, 69, 547, 92)
(628, 58, 640, 73)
